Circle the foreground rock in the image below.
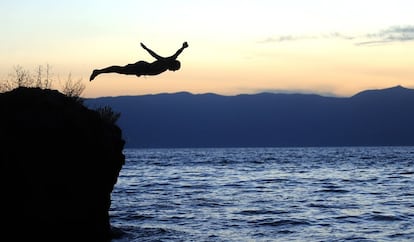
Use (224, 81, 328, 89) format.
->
(0, 87, 125, 241)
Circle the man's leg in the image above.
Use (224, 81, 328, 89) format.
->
(90, 65, 125, 81)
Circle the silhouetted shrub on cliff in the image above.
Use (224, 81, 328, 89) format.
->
(96, 105, 121, 125)
(1, 65, 85, 103)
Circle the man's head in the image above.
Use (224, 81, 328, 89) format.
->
(168, 60, 181, 71)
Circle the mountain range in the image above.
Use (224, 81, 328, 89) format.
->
(85, 85, 414, 148)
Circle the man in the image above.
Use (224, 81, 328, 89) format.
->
(90, 42, 189, 81)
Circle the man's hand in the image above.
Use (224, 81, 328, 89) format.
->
(182, 42, 189, 48)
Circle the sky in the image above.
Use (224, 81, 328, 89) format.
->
(1, 0, 414, 98)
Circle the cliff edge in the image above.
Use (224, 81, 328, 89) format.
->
(0, 87, 125, 241)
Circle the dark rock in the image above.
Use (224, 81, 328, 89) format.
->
(0, 87, 125, 241)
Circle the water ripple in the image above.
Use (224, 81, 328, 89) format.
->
(112, 147, 414, 241)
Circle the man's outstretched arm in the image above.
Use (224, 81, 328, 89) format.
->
(141, 43, 163, 60)
(170, 42, 189, 59)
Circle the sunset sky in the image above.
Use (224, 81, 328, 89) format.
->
(1, 0, 414, 98)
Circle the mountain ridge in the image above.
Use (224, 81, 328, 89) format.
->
(91, 85, 414, 100)
(85, 86, 414, 148)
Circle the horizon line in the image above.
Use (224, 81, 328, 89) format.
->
(84, 85, 412, 99)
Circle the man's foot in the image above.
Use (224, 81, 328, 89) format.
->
(89, 70, 99, 81)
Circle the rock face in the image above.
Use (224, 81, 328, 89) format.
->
(0, 87, 125, 241)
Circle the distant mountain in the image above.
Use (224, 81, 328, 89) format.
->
(85, 86, 414, 148)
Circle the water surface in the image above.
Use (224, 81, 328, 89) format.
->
(111, 147, 414, 241)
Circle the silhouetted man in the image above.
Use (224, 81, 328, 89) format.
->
(90, 42, 188, 81)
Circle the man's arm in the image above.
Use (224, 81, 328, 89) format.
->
(170, 42, 189, 59)
(140, 43, 163, 60)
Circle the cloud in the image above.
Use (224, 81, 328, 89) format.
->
(261, 25, 414, 46)
(259, 32, 356, 44)
(259, 35, 318, 43)
(356, 25, 414, 46)
(323, 32, 355, 40)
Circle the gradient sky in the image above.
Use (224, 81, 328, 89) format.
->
(1, 0, 414, 97)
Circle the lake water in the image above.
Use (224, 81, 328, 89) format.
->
(110, 147, 414, 241)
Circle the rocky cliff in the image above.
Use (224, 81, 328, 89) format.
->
(0, 87, 125, 241)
